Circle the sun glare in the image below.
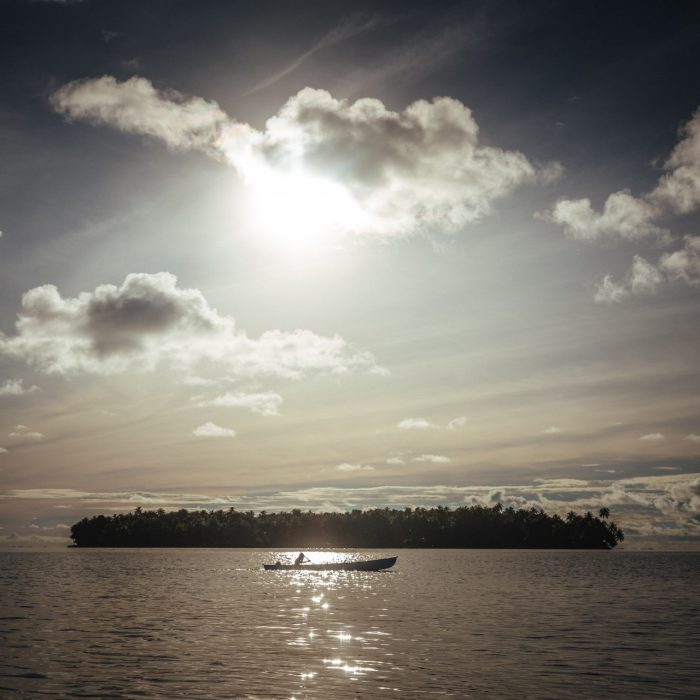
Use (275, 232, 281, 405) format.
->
(246, 168, 365, 255)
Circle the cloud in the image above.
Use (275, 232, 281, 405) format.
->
(684, 434, 700, 443)
(196, 391, 283, 416)
(649, 108, 700, 214)
(0, 379, 39, 396)
(243, 14, 381, 96)
(542, 426, 563, 435)
(412, 454, 451, 464)
(4, 473, 700, 539)
(8, 425, 45, 440)
(337, 462, 374, 472)
(594, 255, 664, 303)
(386, 456, 405, 465)
(338, 18, 480, 96)
(640, 433, 665, 442)
(593, 274, 630, 304)
(544, 191, 665, 242)
(0, 447, 7, 454)
(50, 76, 228, 153)
(593, 236, 700, 302)
(397, 417, 436, 430)
(544, 107, 700, 242)
(398, 415, 466, 431)
(0, 272, 381, 379)
(52, 76, 559, 238)
(446, 416, 467, 430)
(192, 422, 236, 438)
(659, 235, 700, 287)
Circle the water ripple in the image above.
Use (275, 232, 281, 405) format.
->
(0, 550, 698, 698)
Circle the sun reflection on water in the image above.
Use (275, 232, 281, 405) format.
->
(266, 552, 396, 698)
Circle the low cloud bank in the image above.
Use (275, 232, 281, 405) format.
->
(5, 473, 699, 541)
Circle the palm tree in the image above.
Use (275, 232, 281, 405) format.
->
(598, 507, 610, 519)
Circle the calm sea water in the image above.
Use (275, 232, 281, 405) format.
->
(0, 549, 698, 699)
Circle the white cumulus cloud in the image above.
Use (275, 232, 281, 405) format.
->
(544, 107, 700, 242)
(659, 235, 700, 287)
(594, 255, 664, 303)
(50, 76, 228, 154)
(193, 422, 236, 438)
(51, 76, 559, 239)
(594, 240, 699, 303)
(545, 190, 665, 242)
(649, 108, 700, 214)
(0, 272, 382, 380)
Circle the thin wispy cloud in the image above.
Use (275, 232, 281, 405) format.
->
(0, 379, 39, 396)
(446, 416, 467, 430)
(412, 454, 451, 464)
(242, 14, 381, 97)
(337, 462, 374, 472)
(398, 416, 466, 431)
(398, 417, 436, 430)
(640, 433, 666, 442)
(338, 16, 482, 97)
(8, 425, 45, 440)
(196, 391, 283, 416)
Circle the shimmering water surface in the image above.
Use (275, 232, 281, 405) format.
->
(1, 549, 698, 699)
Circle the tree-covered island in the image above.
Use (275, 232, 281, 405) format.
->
(70, 504, 624, 549)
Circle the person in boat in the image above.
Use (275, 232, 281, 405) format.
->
(294, 552, 310, 565)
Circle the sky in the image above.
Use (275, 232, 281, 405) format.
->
(1, 0, 699, 548)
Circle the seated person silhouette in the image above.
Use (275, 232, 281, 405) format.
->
(294, 552, 310, 565)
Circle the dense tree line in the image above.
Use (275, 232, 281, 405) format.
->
(70, 505, 624, 549)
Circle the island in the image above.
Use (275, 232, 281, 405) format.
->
(69, 504, 624, 549)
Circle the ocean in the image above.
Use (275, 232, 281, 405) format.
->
(1, 549, 698, 698)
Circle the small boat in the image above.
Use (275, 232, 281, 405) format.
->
(264, 556, 397, 571)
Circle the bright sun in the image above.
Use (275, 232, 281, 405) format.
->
(246, 167, 365, 254)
